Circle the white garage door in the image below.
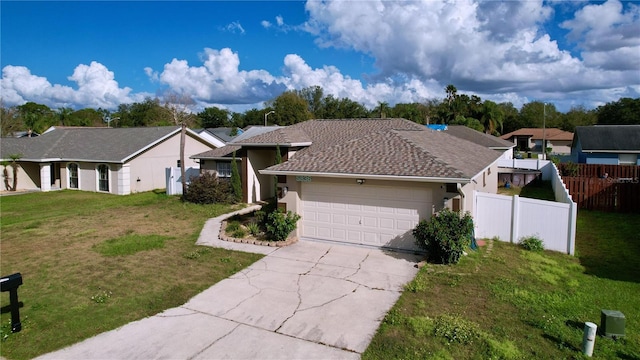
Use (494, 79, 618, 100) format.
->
(301, 182, 432, 251)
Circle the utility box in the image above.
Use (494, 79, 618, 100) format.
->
(600, 310, 625, 338)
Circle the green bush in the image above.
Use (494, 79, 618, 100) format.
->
(246, 222, 260, 236)
(413, 209, 474, 265)
(265, 210, 301, 241)
(519, 235, 544, 252)
(232, 228, 247, 238)
(225, 221, 240, 232)
(182, 172, 232, 204)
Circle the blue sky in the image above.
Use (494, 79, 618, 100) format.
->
(1, 1, 639, 114)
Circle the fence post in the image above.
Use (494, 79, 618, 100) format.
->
(567, 201, 577, 255)
(511, 195, 520, 244)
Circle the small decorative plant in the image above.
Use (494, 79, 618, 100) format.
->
(519, 235, 544, 252)
(265, 210, 301, 241)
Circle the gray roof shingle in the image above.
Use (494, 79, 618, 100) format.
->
(444, 125, 514, 149)
(1, 126, 184, 162)
(252, 119, 502, 179)
(574, 125, 640, 151)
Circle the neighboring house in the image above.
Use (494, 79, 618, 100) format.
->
(0, 126, 218, 194)
(193, 127, 242, 148)
(571, 125, 640, 165)
(501, 128, 574, 154)
(193, 118, 504, 252)
(440, 125, 515, 159)
(192, 126, 281, 180)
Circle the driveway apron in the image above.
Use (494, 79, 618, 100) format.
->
(35, 240, 420, 360)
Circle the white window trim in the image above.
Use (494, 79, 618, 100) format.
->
(68, 162, 80, 190)
(96, 164, 110, 192)
(217, 162, 232, 178)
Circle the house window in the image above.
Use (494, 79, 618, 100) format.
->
(619, 154, 637, 165)
(217, 162, 231, 178)
(68, 163, 79, 189)
(97, 164, 109, 192)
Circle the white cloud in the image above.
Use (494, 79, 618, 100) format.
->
(150, 47, 287, 104)
(1, 62, 145, 110)
(302, 0, 639, 106)
(222, 21, 245, 35)
(2, 0, 638, 113)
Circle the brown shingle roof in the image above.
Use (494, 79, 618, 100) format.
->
(500, 128, 573, 141)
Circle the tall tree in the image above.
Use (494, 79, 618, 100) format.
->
(270, 91, 312, 125)
(596, 97, 640, 125)
(559, 106, 597, 132)
(445, 84, 458, 106)
(56, 107, 73, 126)
(0, 102, 22, 137)
(480, 100, 504, 135)
(230, 151, 242, 203)
(197, 107, 230, 128)
(298, 86, 325, 118)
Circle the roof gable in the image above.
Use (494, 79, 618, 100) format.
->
(1, 127, 214, 163)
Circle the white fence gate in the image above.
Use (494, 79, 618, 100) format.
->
(165, 167, 200, 195)
(475, 159, 577, 255)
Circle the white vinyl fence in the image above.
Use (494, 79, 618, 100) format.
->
(475, 159, 577, 255)
(165, 167, 200, 195)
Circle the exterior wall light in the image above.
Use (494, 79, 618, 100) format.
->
(356, 179, 365, 185)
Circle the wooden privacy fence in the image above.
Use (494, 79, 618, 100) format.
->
(562, 177, 640, 212)
(558, 163, 640, 179)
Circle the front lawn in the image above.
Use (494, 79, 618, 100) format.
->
(0, 191, 263, 360)
(363, 210, 640, 359)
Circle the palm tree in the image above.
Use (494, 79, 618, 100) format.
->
(480, 100, 504, 135)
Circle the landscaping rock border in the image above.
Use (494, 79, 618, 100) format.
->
(219, 219, 298, 247)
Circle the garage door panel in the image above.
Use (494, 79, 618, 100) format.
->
(363, 216, 377, 227)
(379, 218, 394, 230)
(397, 219, 414, 231)
(332, 228, 346, 241)
(332, 214, 346, 224)
(302, 182, 431, 251)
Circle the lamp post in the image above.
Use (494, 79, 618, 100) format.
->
(264, 110, 275, 126)
(542, 103, 546, 160)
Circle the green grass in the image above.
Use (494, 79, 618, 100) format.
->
(498, 180, 556, 201)
(0, 190, 262, 360)
(363, 210, 640, 360)
(93, 234, 172, 256)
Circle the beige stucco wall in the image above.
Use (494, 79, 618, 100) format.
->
(128, 133, 214, 193)
(547, 140, 572, 155)
(1, 163, 39, 191)
(246, 149, 276, 203)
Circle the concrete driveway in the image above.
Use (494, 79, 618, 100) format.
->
(35, 239, 420, 360)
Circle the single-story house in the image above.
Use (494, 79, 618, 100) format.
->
(1, 126, 218, 195)
(193, 118, 505, 252)
(571, 125, 640, 165)
(501, 128, 573, 154)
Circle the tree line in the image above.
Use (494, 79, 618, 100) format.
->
(2, 85, 638, 137)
